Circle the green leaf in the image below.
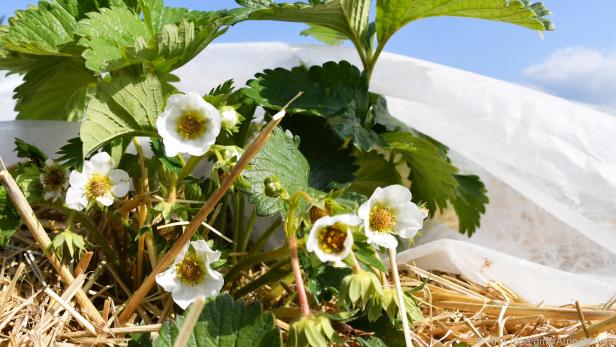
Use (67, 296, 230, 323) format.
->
(14, 165, 43, 203)
(56, 137, 84, 169)
(357, 336, 389, 347)
(0, 0, 78, 56)
(13, 57, 94, 120)
(282, 116, 357, 191)
(384, 131, 458, 215)
(376, 0, 554, 47)
(351, 315, 405, 347)
(243, 0, 371, 51)
(14, 138, 47, 166)
(236, 0, 274, 8)
(152, 20, 227, 74)
(349, 151, 401, 196)
(244, 61, 383, 150)
(150, 139, 182, 172)
(0, 186, 21, 247)
(300, 25, 347, 45)
(451, 174, 488, 236)
(142, 0, 225, 32)
(369, 93, 406, 132)
(76, 6, 152, 73)
(354, 238, 387, 272)
(153, 294, 282, 347)
(242, 128, 310, 216)
(80, 73, 162, 156)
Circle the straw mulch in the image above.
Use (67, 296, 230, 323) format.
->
(1, 225, 615, 347)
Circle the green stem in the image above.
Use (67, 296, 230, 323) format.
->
(240, 208, 258, 253)
(365, 41, 387, 84)
(231, 193, 241, 253)
(178, 155, 203, 182)
(288, 231, 310, 317)
(349, 251, 362, 273)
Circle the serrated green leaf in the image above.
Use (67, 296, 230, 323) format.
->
(142, 0, 224, 32)
(451, 174, 488, 236)
(0, 186, 21, 247)
(369, 93, 406, 131)
(244, 61, 383, 150)
(56, 136, 83, 169)
(242, 128, 310, 216)
(354, 240, 387, 272)
(0, 0, 78, 56)
(153, 294, 282, 347)
(14, 138, 47, 166)
(14, 165, 43, 203)
(244, 0, 371, 51)
(152, 20, 227, 74)
(376, 0, 553, 47)
(80, 73, 162, 156)
(384, 131, 458, 215)
(282, 115, 357, 191)
(236, 0, 274, 8)
(349, 151, 401, 196)
(13, 57, 94, 120)
(76, 6, 152, 73)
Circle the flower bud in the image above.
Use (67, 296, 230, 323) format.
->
(287, 315, 340, 347)
(340, 271, 383, 310)
(219, 106, 239, 130)
(264, 176, 285, 198)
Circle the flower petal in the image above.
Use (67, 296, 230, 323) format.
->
(396, 203, 425, 239)
(156, 268, 179, 292)
(85, 152, 114, 176)
(65, 187, 87, 211)
(171, 283, 203, 309)
(109, 169, 130, 197)
(69, 171, 87, 188)
(199, 267, 224, 297)
(365, 229, 398, 249)
(96, 194, 114, 206)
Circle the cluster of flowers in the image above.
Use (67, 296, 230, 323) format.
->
(40, 92, 241, 210)
(37, 91, 427, 310)
(156, 184, 427, 309)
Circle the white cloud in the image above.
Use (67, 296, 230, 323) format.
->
(522, 47, 616, 114)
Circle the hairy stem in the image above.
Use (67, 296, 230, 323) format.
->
(289, 231, 310, 317)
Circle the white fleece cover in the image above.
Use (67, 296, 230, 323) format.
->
(1, 43, 615, 304)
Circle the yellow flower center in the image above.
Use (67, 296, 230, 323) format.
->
(369, 205, 396, 233)
(176, 111, 206, 140)
(176, 255, 206, 285)
(317, 223, 348, 254)
(44, 167, 65, 188)
(86, 174, 111, 199)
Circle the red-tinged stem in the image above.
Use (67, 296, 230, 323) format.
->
(288, 231, 310, 317)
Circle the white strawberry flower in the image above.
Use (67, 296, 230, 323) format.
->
(358, 185, 426, 249)
(156, 92, 222, 157)
(219, 106, 239, 130)
(40, 159, 69, 202)
(156, 240, 224, 309)
(65, 152, 130, 211)
(306, 214, 360, 263)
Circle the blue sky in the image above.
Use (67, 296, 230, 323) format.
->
(2, 1, 616, 112)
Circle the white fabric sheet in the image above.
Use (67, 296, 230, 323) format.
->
(1, 43, 615, 305)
